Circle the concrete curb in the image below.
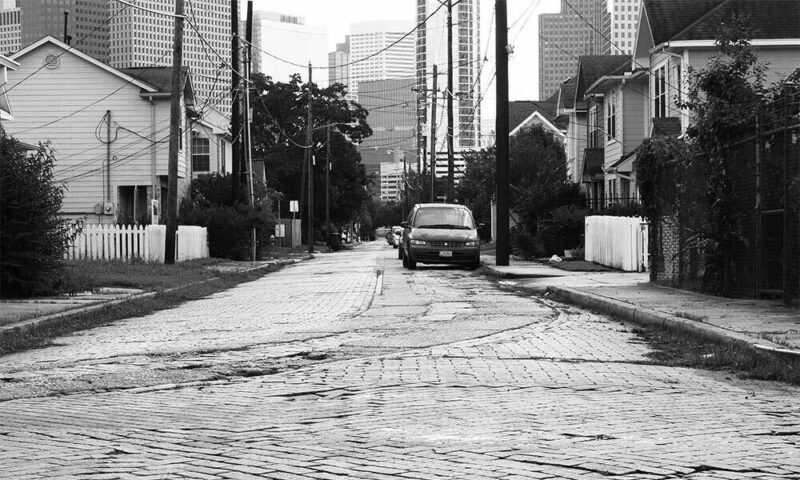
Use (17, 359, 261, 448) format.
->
(545, 285, 800, 362)
(0, 257, 308, 341)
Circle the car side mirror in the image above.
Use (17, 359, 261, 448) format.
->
(477, 223, 486, 231)
(401, 221, 408, 228)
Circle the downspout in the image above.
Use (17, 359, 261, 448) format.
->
(150, 96, 158, 224)
(106, 110, 111, 204)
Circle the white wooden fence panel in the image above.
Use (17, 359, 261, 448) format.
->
(66, 224, 167, 263)
(585, 216, 649, 272)
(176, 226, 209, 262)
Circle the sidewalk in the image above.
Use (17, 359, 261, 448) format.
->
(481, 255, 800, 359)
(0, 257, 306, 337)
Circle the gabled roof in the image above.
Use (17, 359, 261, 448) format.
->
(582, 148, 605, 181)
(643, 0, 800, 48)
(0, 54, 19, 70)
(10, 36, 158, 93)
(120, 66, 194, 104)
(575, 56, 631, 104)
(558, 75, 578, 111)
(509, 92, 567, 138)
(642, 0, 724, 46)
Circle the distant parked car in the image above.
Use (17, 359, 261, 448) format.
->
(399, 203, 481, 270)
(391, 226, 402, 248)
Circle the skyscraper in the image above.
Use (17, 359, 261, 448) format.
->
(0, 4, 20, 56)
(109, 0, 231, 115)
(0, 0, 109, 62)
(346, 20, 415, 99)
(415, 0, 481, 178)
(604, 0, 641, 55)
(539, 0, 609, 99)
(255, 11, 327, 85)
(328, 38, 349, 88)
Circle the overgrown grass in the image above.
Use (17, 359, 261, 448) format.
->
(632, 323, 800, 385)
(60, 258, 228, 293)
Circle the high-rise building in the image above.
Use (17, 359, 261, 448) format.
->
(539, 0, 609, 100)
(328, 38, 349, 88)
(346, 20, 415, 99)
(604, 0, 640, 55)
(3, 0, 109, 62)
(415, 0, 481, 179)
(0, 4, 20, 56)
(255, 11, 327, 85)
(109, 0, 231, 115)
(357, 78, 417, 188)
(379, 160, 404, 203)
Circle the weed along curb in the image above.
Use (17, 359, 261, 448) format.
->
(545, 286, 800, 367)
(0, 257, 309, 349)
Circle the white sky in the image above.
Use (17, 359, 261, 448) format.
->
(249, 0, 565, 130)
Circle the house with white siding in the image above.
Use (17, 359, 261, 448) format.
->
(4, 36, 230, 226)
(570, 55, 631, 210)
(636, 0, 800, 136)
(584, 64, 648, 208)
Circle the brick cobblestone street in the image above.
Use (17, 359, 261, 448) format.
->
(1, 242, 798, 479)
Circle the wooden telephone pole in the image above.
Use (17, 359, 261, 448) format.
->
(446, 0, 455, 202)
(231, 0, 241, 203)
(495, 0, 510, 266)
(165, 0, 185, 264)
(429, 64, 437, 203)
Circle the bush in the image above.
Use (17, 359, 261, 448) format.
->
(539, 205, 587, 255)
(179, 173, 277, 260)
(510, 228, 546, 259)
(0, 128, 71, 297)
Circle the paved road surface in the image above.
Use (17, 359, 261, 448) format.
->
(1, 242, 798, 479)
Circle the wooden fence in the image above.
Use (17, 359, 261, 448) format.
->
(65, 224, 207, 263)
(585, 216, 648, 272)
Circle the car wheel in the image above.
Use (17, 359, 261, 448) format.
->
(468, 259, 481, 270)
(404, 253, 416, 270)
(398, 246, 404, 260)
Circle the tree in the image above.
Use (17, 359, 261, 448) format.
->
(251, 74, 373, 238)
(0, 126, 70, 297)
(455, 125, 583, 250)
(674, 14, 770, 292)
(179, 172, 278, 260)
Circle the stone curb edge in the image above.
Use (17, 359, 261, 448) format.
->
(544, 285, 800, 360)
(0, 257, 309, 340)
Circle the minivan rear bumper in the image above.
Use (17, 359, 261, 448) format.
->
(408, 246, 479, 265)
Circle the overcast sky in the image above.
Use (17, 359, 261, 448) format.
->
(249, 0, 564, 129)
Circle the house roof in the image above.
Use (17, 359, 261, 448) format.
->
(0, 54, 19, 70)
(582, 148, 605, 180)
(120, 66, 194, 104)
(558, 75, 578, 111)
(643, 0, 800, 47)
(508, 92, 568, 137)
(608, 150, 637, 173)
(10, 36, 158, 93)
(642, 0, 724, 46)
(652, 117, 682, 138)
(575, 56, 631, 104)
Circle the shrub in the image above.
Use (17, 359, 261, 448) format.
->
(179, 173, 276, 260)
(0, 127, 71, 297)
(539, 205, 587, 255)
(510, 228, 546, 259)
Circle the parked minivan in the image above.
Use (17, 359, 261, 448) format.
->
(399, 203, 481, 270)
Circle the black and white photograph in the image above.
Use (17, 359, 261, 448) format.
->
(1, 0, 799, 478)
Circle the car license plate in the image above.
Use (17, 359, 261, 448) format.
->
(439, 250, 452, 257)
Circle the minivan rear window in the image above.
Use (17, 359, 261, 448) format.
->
(413, 207, 474, 229)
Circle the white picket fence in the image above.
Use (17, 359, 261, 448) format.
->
(585, 216, 649, 272)
(65, 224, 208, 263)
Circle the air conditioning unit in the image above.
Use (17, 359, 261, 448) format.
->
(103, 202, 114, 215)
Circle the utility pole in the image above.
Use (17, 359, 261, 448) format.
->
(495, 0, 510, 266)
(446, 0, 455, 202)
(245, 0, 256, 261)
(429, 64, 438, 203)
(326, 125, 331, 231)
(231, 0, 241, 203)
(306, 63, 314, 253)
(165, 0, 185, 264)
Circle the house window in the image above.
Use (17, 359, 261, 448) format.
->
(606, 91, 616, 141)
(192, 137, 210, 172)
(654, 65, 667, 118)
